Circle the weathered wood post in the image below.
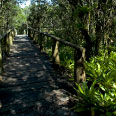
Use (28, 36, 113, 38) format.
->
(29, 29, 33, 39)
(31, 30, 33, 39)
(33, 31, 35, 42)
(32, 31, 35, 41)
(44, 35, 48, 52)
(6, 32, 12, 55)
(0, 29, 15, 75)
(4, 30, 15, 57)
(11, 30, 15, 39)
(0, 42, 3, 74)
(15, 29, 17, 35)
(9, 31, 13, 46)
(35, 32, 38, 44)
(4, 34, 10, 56)
(39, 33, 44, 52)
(52, 39, 60, 65)
(28, 28, 31, 37)
(14, 29, 16, 37)
(74, 47, 86, 83)
(24, 30, 26, 35)
(33, 32, 38, 44)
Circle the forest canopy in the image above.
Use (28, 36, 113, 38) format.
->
(0, 0, 28, 35)
(27, 0, 116, 60)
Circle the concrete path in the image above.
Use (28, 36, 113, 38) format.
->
(0, 35, 76, 116)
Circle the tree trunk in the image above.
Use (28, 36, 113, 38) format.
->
(81, 29, 93, 61)
(95, 22, 101, 56)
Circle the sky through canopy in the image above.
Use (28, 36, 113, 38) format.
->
(20, 0, 51, 8)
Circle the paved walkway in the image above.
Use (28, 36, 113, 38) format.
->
(0, 35, 76, 116)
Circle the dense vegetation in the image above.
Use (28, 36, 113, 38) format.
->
(74, 52, 116, 115)
(0, 0, 116, 115)
(28, 0, 116, 60)
(0, 0, 28, 35)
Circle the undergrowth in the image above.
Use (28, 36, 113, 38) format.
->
(45, 44, 74, 76)
(44, 40, 116, 115)
(73, 51, 116, 116)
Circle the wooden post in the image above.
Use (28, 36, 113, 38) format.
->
(52, 39, 60, 65)
(33, 31, 36, 43)
(0, 44, 3, 74)
(5, 31, 14, 56)
(9, 32, 13, 46)
(35, 32, 38, 43)
(44, 35, 48, 52)
(74, 48, 86, 83)
(5, 33, 10, 56)
(33, 32, 38, 44)
(29, 30, 33, 39)
(1, 35, 6, 59)
(31, 31, 33, 38)
(0, 29, 15, 75)
(11, 30, 15, 39)
(39, 33, 44, 52)
(32, 30, 35, 40)
(24, 30, 26, 35)
(15, 29, 17, 36)
(28, 28, 31, 37)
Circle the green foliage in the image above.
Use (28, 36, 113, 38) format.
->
(86, 51, 116, 83)
(77, 23, 85, 30)
(73, 52, 116, 116)
(59, 46, 74, 74)
(73, 6, 90, 17)
(13, 7, 28, 28)
(73, 81, 97, 114)
(45, 43, 74, 75)
(0, 0, 28, 35)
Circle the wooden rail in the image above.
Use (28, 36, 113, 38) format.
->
(28, 28, 86, 83)
(0, 29, 16, 74)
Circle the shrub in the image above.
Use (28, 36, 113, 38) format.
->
(73, 51, 116, 116)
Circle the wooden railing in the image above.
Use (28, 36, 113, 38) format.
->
(0, 29, 16, 74)
(28, 28, 86, 83)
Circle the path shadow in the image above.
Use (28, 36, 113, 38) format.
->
(0, 35, 77, 116)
